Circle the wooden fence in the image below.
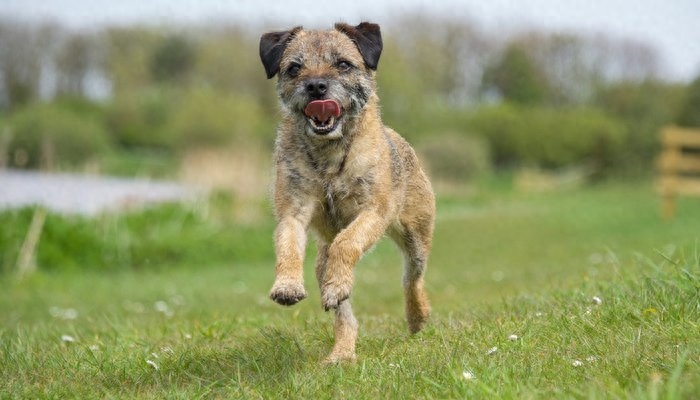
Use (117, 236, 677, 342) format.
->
(657, 126, 700, 219)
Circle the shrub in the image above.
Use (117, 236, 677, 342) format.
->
(7, 103, 111, 169)
(166, 88, 270, 150)
(468, 105, 627, 171)
(106, 89, 174, 149)
(418, 133, 491, 182)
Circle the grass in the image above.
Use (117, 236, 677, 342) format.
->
(1, 180, 699, 398)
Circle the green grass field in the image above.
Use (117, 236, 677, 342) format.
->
(1, 181, 699, 398)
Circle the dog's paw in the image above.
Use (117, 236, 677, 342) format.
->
(320, 279, 352, 311)
(269, 279, 307, 306)
(322, 351, 357, 365)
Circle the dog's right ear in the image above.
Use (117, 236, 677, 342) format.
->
(259, 27, 301, 79)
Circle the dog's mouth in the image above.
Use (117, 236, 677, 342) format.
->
(304, 100, 342, 135)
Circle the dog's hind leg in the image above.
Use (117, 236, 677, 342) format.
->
(393, 220, 433, 334)
(323, 299, 358, 363)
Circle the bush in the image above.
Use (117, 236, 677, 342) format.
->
(468, 105, 627, 171)
(7, 103, 111, 169)
(106, 88, 273, 152)
(418, 133, 491, 182)
(106, 89, 174, 149)
(167, 88, 270, 150)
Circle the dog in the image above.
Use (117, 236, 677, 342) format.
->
(259, 22, 435, 363)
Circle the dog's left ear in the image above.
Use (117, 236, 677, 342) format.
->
(335, 22, 383, 70)
(260, 27, 301, 79)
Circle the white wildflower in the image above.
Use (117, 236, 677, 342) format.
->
(572, 360, 584, 367)
(586, 355, 597, 363)
(154, 300, 174, 317)
(50, 307, 78, 320)
(462, 370, 476, 380)
(508, 334, 519, 341)
(592, 296, 602, 305)
(486, 346, 498, 355)
(184, 333, 192, 340)
(61, 334, 76, 343)
(491, 271, 504, 282)
(146, 359, 159, 370)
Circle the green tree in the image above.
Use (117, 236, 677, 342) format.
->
(482, 43, 549, 105)
(150, 35, 196, 84)
(677, 75, 700, 127)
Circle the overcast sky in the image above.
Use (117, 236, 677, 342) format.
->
(2, 0, 699, 81)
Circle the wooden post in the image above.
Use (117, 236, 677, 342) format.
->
(657, 126, 700, 219)
(16, 208, 47, 279)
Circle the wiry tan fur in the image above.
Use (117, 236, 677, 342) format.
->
(260, 22, 435, 363)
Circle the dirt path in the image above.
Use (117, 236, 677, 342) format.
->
(0, 169, 202, 216)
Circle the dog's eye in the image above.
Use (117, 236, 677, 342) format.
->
(286, 63, 302, 77)
(336, 60, 353, 72)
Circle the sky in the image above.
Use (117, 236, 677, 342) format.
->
(2, 0, 699, 81)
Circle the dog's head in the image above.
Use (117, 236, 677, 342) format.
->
(260, 22, 383, 139)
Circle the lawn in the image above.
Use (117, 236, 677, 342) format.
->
(1, 181, 698, 398)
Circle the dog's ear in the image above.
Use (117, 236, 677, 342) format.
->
(259, 27, 301, 79)
(335, 22, 383, 70)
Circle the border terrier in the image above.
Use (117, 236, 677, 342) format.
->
(259, 22, 435, 363)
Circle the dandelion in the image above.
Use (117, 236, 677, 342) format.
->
(61, 334, 76, 343)
(572, 359, 584, 367)
(146, 359, 159, 370)
(486, 346, 498, 356)
(508, 334, 519, 341)
(462, 370, 476, 380)
(592, 296, 602, 305)
(154, 300, 174, 317)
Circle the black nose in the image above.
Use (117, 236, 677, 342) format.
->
(306, 79, 328, 98)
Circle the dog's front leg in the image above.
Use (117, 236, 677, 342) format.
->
(270, 213, 311, 306)
(321, 209, 387, 311)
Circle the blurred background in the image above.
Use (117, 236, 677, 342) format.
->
(1, 0, 699, 183)
(0, 1, 699, 274)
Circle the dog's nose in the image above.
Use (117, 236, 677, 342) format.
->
(306, 79, 328, 98)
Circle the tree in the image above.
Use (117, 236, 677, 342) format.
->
(150, 35, 196, 84)
(677, 74, 700, 127)
(481, 42, 549, 105)
(0, 21, 55, 109)
(55, 33, 92, 97)
(104, 27, 161, 94)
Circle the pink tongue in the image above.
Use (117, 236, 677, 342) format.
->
(304, 100, 341, 121)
